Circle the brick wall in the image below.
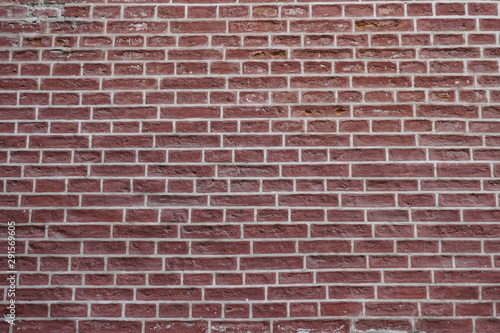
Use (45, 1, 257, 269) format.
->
(1, 0, 500, 332)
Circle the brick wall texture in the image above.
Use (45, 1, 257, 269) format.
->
(1, 0, 500, 332)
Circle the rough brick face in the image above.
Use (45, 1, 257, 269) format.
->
(1, 0, 500, 332)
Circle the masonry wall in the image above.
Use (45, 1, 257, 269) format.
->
(1, 0, 500, 332)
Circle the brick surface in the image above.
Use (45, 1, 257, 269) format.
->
(1, 0, 500, 332)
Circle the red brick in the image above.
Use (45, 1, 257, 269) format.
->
(205, 287, 264, 301)
(273, 320, 349, 333)
(241, 256, 303, 270)
(2, 3, 497, 327)
(355, 19, 413, 31)
(422, 304, 454, 319)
